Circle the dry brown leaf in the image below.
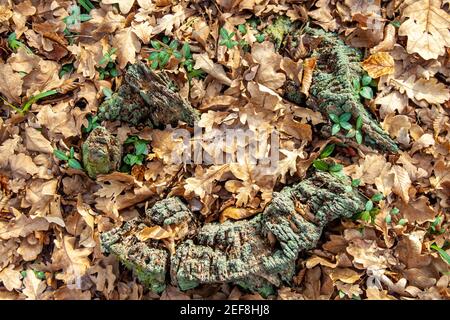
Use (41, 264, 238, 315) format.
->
(136, 225, 172, 241)
(327, 267, 361, 284)
(392, 75, 450, 105)
(193, 53, 232, 86)
(306, 255, 338, 269)
(0, 265, 22, 291)
(398, 0, 450, 60)
(219, 206, 260, 223)
(24, 127, 53, 154)
(22, 269, 46, 300)
(0, 214, 49, 240)
(102, 0, 136, 14)
(0, 63, 23, 104)
(301, 57, 317, 96)
(112, 27, 141, 69)
(371, 24, 396, 53)
(362, 52, 395, 78)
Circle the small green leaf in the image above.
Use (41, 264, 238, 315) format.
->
(360, 86, 374, 100)
(339, 112, 352, 123)
(255, 34, 265, 43)
(397, 218, 407, 226)
(391, 207, 400, 215)
(319, 144, 335, 159)
(329, 163, 343, 172)
(371, 193, 384, 202)
(340, 121, 353, 131)
(431, 244, 450, 265)
(70, 147, 75, 159)
(35, 271, 46, 280)
(329, 113, 340, 124)
(361, 211, 371, 222)
(346, 129, 356, 138)
(181, 42, 191, 58)
(151, 40, 161, 49)
(352, 78, 361, 91)
(173, 51, 183, 60)
(134, 140, 148, 156)
(313, 160, 329, 171)
(390, 21, 401, 28)
(124, 136, 139, 144)
(361, 75, 372, 87)
(385, 214, 392, 224)
(151, 60, 159, 70)
(331, 123, 341, 136)
(54, 149, 69, 161)
(351, 179, 361, 187)
(238, 24, 247, 35)
(355, 130, 363, 144)
(220, 27, 229, 39)
(68, 159, 82, 170)
(149, 51, 159, 61)
(169, 39, 178, 50)
(365, 200, 374, 211)
(356, 116, 363, 130)
(102, 87, 113, 99)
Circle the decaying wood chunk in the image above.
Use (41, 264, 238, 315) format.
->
(98, 62, 200, 128)
(101, 171, 366, 296)
(265, 18, 399, 153)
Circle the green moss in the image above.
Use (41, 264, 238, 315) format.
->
(264, 16, 293, 49)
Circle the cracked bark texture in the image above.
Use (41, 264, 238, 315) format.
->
(100, 171, 366, 297)
(82, 126, 122, 179)
(97, 62, 200, 128)
(266, 19, 399, 153)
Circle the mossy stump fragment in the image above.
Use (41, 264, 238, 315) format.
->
(98, 62, 200, 128)
(265, 18, 398, 153)
(100, 172, 365, 296)
(82, 126, 122, 179)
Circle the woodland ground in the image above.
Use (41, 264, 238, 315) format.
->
(0, 0, 449, 300)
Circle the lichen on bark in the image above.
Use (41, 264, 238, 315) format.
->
(97, 62, 200, 128)
(265, 17, 398, 153)
(82, 126, 122, 179)
(100, 171, 366, 296)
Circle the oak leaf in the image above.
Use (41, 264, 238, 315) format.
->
(23, 269, 46, 300)
(193, 53, 232, 86)
(0, 265, 22, 291)
(0, 63, 23, 104)
(398, 0, 450, 60)
(112, 27, 141, 69)
(361, 52, 395, 78)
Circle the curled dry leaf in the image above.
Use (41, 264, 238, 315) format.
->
(301, 57, 317, 96)
(371, 24, 396, 53)
(193, 53, 232, 86)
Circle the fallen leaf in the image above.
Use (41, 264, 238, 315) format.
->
(112, 27, 141, 69)
(362, 52, 395, 78)
(0, 63, 23, 104)
(398, 0, 450, 60)
(219, 206, 260, 223)
(22, 269, 46, 300)
(136, 225, 172, 241)
(193, 53, 232, 86)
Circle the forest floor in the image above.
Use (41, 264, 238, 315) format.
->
(0, 0, 449, 300)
